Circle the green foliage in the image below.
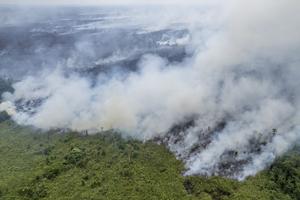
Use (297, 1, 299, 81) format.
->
(184, 176, 239, 199)
(0, 121, 300, 200)
(64, 147, 87, 167)
(268, 152, 300, 199)
(41, 167, 61, 180)
(18, 184, 47, 200)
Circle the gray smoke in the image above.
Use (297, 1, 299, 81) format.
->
(1, 0, 300, 180)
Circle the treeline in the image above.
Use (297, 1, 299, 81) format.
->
(0, 120, 299, 200)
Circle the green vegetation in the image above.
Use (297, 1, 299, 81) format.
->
(0, 120, 299, 200)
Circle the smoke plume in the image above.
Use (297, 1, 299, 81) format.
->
(1, 0, 300, 180)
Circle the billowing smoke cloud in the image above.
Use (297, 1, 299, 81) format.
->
(1, 0, 300, 180)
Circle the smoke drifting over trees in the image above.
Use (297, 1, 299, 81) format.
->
(1, 0, 300, 179)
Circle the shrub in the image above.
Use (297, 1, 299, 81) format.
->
(183, 176, 238, 199)
(18, 184, 47, 200)
(91, 181, 102, 188)
(269, 153, 300, 199)
(64, 147, 87, 167)
(120, 167, 134, 179)
(42, 167, 61, 180)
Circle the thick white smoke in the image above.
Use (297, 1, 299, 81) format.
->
(1, 0, 300, 179)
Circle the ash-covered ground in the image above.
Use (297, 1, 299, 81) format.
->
(0, 6, 190, 78)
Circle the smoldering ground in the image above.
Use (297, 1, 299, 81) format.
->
(1, 0, 300, 180)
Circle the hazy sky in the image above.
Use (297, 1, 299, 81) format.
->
(0, 0, 205, 6)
